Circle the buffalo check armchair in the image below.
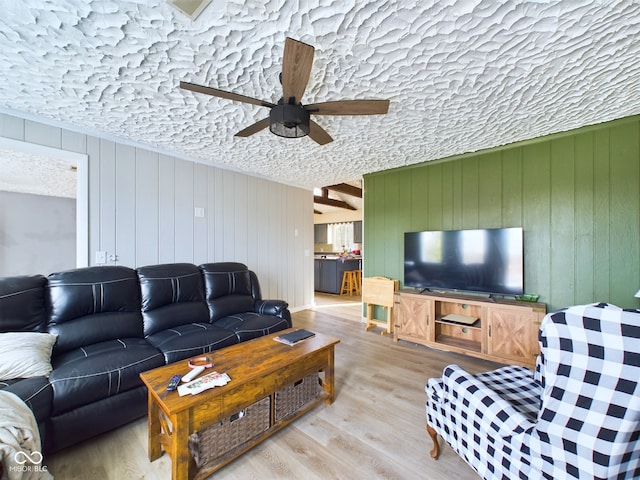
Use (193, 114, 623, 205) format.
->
(425, 303, 640, 480)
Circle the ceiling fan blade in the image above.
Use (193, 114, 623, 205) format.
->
(281, 38, 314, 104)
(308, 120, 333, 145)
(234, 117, 271, 137)
(305, 99, 390, 115)
(180, 81, 275, 108)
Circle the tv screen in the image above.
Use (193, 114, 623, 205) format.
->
(404, 227, 524, 295)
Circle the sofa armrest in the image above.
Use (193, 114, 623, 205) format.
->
(254, 299, 289, 316)
(442, 364, 536, 439)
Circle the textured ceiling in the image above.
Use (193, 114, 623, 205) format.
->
(0, 147, 77, 198)
(1, 0, 639, 191)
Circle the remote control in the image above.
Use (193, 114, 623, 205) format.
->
(166, 375, 181, 392)
(181, 365, 205, 383)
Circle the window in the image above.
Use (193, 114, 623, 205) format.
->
(327, 222, 355, 252)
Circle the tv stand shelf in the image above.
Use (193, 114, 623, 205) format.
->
(394, 290, 546, 368)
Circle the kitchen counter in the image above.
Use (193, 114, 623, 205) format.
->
(314, 257, 361, 294)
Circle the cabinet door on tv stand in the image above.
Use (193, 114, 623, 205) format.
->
(486, 307, 540, 367)
(396, 294, 433, 343)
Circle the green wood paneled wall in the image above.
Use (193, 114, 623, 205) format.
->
(364, 115, 640, 311)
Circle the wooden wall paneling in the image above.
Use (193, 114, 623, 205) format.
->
(61, 129, 87, 154)
(549, 136, 576, 305)
(114, 144, 136, 267)
(299, 187, 313, 307)
(86, 137, 101, 263)
(521, 142, 551, 304)
(284, 186, 295, 304)
(573, 131, 596, 303)
(383, 173, 401, 277)
(251, 177, 268, 283)
(280, 185, 292, 302)
(609, 121, 640, 304)
(441, 161, 455, 230)
(365, 175, 381, 276)
(192, 162, 208, 265)
(574, 131, 596, 303)
(0, 113, 25, 139)
(268, 184, 288, 298)
(210, 167, 224, 262)
(395, 170, 413, 284)
(233, 172, 249, 266)
(302, 188, 314, 308)
(592, 127, 611, 302)
(158, 154, 176, 264)
(409, 166, 429, 230)
(99, 140, 117, 263)
(173, 158, 194, 263)
(461, 156, 480, 229)
(135, 148, 159, 267)
(246, 176, 259, 272)
(221, 170, 236, 261)
(501, 147, 523, 227)
(477, 152, 502, 227)
(24, 120, 60, 148)
(427, 163, 443, 231)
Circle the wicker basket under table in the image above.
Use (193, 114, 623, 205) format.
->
(188, 396, 271, 468)
(275, 373, 323, 422)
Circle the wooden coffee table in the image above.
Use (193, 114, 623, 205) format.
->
(139, 329, 340, 480)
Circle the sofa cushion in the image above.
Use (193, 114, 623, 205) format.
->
(0, 275, 48, 333)
(44, 385, 148, 455)
(137, 263, 210, 337)
(200, 262, 253, 299)
(145, 323, 239, 364)
(200, 263, 262, 323)
(0, 332, 57, 381)
(0, 376, 52, 426)
(47, 266, 143, 354)
(49, 338, 164, 415)
(213, 312, 291, 342)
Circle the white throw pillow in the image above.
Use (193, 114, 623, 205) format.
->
(0, 332, 58, 381)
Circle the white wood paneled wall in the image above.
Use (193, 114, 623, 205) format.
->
(1, 112, 314, 310)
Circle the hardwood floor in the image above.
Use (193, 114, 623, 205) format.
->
(45, 293, 498, 479)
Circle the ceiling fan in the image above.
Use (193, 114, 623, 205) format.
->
(180, 37, 390, 145)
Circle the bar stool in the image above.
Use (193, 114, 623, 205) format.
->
(340, 270, 359, 296)
(354, 269, 362, 295)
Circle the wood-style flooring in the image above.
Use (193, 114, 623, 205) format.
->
(45, 293, 497, 479)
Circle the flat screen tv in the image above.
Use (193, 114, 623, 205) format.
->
(404, 227, 524, 296)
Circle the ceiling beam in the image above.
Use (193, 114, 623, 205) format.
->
(324, 183, 362, 198)
(313, 194, 356, 210)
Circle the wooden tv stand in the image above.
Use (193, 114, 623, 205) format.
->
(393, 290, 546, 368)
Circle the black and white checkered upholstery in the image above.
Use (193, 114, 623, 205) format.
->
(426, 303, 640, 480)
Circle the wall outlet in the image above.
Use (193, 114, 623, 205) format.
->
(95, 251, 106, 264)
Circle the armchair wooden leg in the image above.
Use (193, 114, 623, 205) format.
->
(426, 424, 440, 460)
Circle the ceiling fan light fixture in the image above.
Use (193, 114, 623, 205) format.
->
(269, 103, 310, 138)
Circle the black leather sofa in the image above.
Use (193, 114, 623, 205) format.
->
(0, 262, 291, 454)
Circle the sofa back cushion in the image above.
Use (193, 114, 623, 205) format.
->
(137, 263, 209, 337)
(199, 263, 257, 322)
(0, 275, 48, 333)
(47, 266, 143, 354)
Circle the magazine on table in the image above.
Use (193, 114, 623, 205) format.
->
(177, 371, 231, 396)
